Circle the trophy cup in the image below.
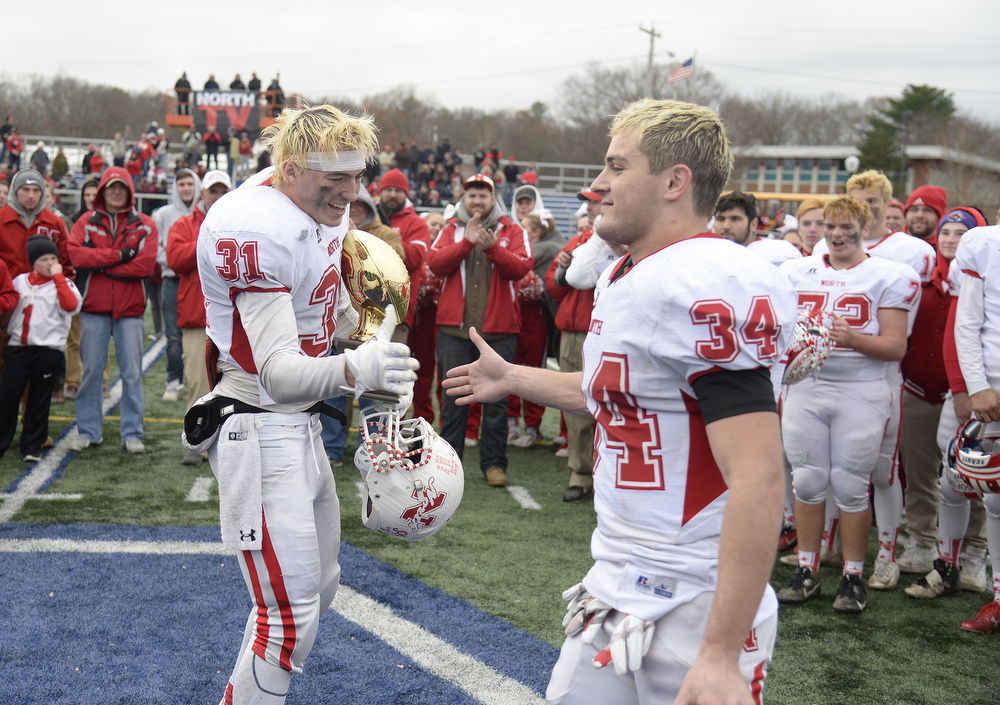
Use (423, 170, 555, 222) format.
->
(340, 229, 410, 400)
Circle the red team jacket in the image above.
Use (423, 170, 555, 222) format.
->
(68, 167, 158, 318)
(428, 215, 532, 335)
(385, 204, 429, 327)
(0, 206, 74, 279)
(165, 207, 207, 329)
(545, 228, 596, 333)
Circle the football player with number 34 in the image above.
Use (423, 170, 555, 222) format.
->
(777, 196, 920, 614)
(194, 106, 420, 705)
(445, 99, 798, 705)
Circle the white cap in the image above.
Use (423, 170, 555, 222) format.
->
(202, 170, 232, 190)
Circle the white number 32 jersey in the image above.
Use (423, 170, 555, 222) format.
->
(581, 235, 797, 620)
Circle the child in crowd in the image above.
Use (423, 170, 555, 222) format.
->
(0, 236, 82, 462)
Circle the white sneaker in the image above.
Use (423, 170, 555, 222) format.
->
(464, 436, 478, 447)
(69, 436, 94, 452)
(507, 421, 521, 443)
(162, 379, 184, 402)
(554, 435, 566, 446)
(511, 426, 539, 448)
(123, 438, 146, 454)
(898, 542, 936, 574)
(555, 446, 569, 458)
(959, 545, 990, 592)
(867, 556, 900, 590)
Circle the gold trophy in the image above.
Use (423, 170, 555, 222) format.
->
(340, 229, 411, 401)
(341, 229, 410, 342)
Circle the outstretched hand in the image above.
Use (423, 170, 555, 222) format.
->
(441, 327, 512, 405)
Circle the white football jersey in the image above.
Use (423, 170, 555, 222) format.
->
(5, 274, 82, 349)
(779, 254, 920, 382)
(954, 225, 1000, 388)
(198, 176, 349, 405)
(746, 237, 802, 267)
(580, 235, 797, 622)
(813, 231, 935, 284)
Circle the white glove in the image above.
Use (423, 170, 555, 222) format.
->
(593, 613, 655, 676)
(561, 582, 590, 633)
(342, 307, 418, 398)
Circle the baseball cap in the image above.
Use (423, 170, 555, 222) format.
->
(463, 174, 494, 192)
(577, 190, 602, 202)
(202, 170, 232, 190)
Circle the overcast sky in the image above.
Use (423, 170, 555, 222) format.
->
(5, 0, 999, 128)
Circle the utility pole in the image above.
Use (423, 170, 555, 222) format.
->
(639, 23, 661, 97)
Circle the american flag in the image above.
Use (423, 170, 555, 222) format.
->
(668, 58, 695, 83)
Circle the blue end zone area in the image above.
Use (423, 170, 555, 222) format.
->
(0, 524, 557, 704)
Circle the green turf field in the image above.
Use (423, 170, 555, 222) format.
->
(2, 320, 997, 704)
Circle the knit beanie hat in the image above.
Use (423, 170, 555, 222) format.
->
(378, 168, 409, 194)
(936, 207, 987, 236)
(905, 186, 947, 219)
(26, 235, 59, 266)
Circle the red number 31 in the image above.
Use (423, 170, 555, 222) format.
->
(690, 296, 780, 363)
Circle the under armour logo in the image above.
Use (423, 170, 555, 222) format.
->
(239, 529, 256, 542)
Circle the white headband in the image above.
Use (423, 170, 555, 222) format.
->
(304, 150, 365, 172)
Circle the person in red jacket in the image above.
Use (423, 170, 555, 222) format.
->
(899, 207, 988, 573)
(166, 169, 232, 465)
(544, 204, 600, 502)
(375, 168, 429, 340)
(428, 174, 532, 487)
(67, 167, 158, 454)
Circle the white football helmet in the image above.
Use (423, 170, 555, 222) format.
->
(944, 435, 981, 499)
(782, 312, 832, 385)
(354, 407, 464, 541)
(954, 419, 1000, 495)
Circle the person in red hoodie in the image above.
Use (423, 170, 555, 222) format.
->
(166, 169, 232, 465)
(67, 167, 158, 453)
(375, 168, 428, 340)
(898, 207, 988, 574)
(429, 173, 532, 487)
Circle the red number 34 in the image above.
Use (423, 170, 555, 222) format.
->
(690, 296, 781, 363)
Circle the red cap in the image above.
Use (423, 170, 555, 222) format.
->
(577, 190, 601, 202)
(378, 168, 409, 194)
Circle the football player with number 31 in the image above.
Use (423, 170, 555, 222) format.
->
(777, 196, 920, 613)
(445, 99, 798, 705)
(194, 106, 420, 705)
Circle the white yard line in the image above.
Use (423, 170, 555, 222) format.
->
(185, 477, 215, 502)
(507, 485, 541, 510)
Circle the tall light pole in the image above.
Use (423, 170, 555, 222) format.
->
(639, 23, 661, 97)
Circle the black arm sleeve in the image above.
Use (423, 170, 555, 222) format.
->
(690, 366, 777, 425)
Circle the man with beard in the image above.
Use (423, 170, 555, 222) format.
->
(905, 185, 947, 245)
(376, 168, 428, 340)
(712, 191, 800, 266)
(428, 174, 532, 487)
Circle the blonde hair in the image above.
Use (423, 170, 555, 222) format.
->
(823, 195, 872, 229)
(845, 169, 892, 203)
(262, 104, 378, 187)
(610, 99, 732, 218)
(520, 213, 549, 239)
(796, 197, 826, 220)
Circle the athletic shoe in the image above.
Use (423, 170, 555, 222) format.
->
(464, 436, 478, 447)
(898, 541, 936, 574)
(904, 559, 960, 599)
(507, 425, 521, 444)
(777, 566, 821, 604)
(780, 546, 838, 567)
(69, 436, 95, 452)
(562, 486, 592, 503)
(64, 384, 78, 399)
(511, 427, 539, 448)
(484, 467, 507, 487)
(123, 438, 146, 454)
(777, 523, 797, 552)
(960, 600, 1000, 633)
(182, 451, 206, 466)
(162, 379, 184, 402)
(22, 453, 42, 463)
(959, 545, 990, 593)
(555, 446, 569, 458)
(41, 436, 54, 449)
(554, 435, 566, 446)
(867, 557, 900, 590)
(832, 573, 867, 614)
